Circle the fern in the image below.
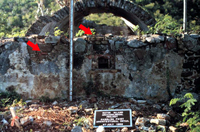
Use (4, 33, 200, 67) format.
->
(169, 98, 181, 106)
(169, 93, 199, 131)
(184, 93, 194, 99)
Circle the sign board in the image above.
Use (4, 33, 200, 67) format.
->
(93, 109, 132, 128)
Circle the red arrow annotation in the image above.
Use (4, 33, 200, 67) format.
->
(27, 41, 40, 51)
(79, 24, 92, 35)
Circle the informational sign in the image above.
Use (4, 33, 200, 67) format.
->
(93, 109, 132, 128)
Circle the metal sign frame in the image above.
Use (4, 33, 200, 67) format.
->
(93, 109, 132, 128)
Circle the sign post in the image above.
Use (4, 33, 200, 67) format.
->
(183, 0, 187, 32)
(94, 109, 132, 128)
(69, 0, 74, 101)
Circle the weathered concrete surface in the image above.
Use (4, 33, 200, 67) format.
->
(0, 34, 200, 102)
(26, 0, 156, 36)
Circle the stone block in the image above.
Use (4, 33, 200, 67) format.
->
(135, 117, 150, 126)
(157, 113, 170, 120)
(166, 37, 177, 49)
(74, 38, 86, 53)
(84, 108, 93, 115)
(45, 36, 60, 44)
(167, 110, 176, 118)
(68, 106, 78, 114)
(134, 49, 146, 60)
(43, 120, 52, 126)
(127, 39, 147, 48)
(150, 119, 166, 125)
(20, 116, 34, 126)
(169, 126, 178, 132)
(96, 126, 105, 132)
(38, 44, 53, 52)
(137, 100, 146, 104)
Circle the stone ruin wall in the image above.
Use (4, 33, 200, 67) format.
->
(0, 34, 200, 102)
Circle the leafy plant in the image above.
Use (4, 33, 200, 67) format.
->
(85, 13, 125, 26)
(54, 27, 64, 36)
(45, 32, 49, 36)
(0, 90, 21, 108)
(11, 99, 26, 107)
(73, 117, 88, 126)
(0, 98, 10, 107)
(75, 28, 96, 37)
(147, 14, 181, 35)
(132, 25, 144, 39)
(170, 93, 200, 131)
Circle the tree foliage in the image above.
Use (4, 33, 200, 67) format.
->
(0, 0, 200, 38)
(0, 0, 60, 38)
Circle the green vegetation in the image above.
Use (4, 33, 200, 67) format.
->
(75, 28, 96, 37)
(85, 0, 200, 34)
(147, 14, 181, 35)
(54, 27, 64, 36)
(0, 0, 200, 38)
(73, 116, 90, 127)
(85, 13, 125, 27)
(0, 90, 22, 108)
(134, 0, 200, 34)
(170, 93, 200, 131)
(0, 0, 60, 38)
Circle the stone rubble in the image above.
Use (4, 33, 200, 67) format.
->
(71, 126, 83, 132)
(152, 104, 162, 110)
(121, 127, 128, 132)
(0, 96, 193, 131)
(1, 119, 9, 125)
(135, 117, 150, 126)
(52, 101, 58, 105)
(96, 126, 105, 132)
(167, 110, 176, 118)
(84, 108, 93, 115)
(20, 116, 34, 125)
(68, 106, 79, 114)
(43, 120, 52, 126)
(169, 126, 179, 132)
(150, 119, 167, 125)
(136, 100, 147, 104)
(157, 113, 170, 120)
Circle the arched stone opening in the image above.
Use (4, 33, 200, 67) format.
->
(26, 0, 156, 36)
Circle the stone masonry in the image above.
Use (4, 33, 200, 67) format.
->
(0, 34, 200, 102)
(26, 0, 156, 36)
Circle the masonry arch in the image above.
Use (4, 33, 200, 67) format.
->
(26, 0, 156, 36)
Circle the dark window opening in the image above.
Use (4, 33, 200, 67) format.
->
(98, 57, 109, 69)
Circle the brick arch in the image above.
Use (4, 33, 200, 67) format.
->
(26, 0, 156, 36)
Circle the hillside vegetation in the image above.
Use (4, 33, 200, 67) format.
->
(0, 0, 200, 37)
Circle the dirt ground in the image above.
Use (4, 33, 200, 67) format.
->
(0, 96, 183, 132)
